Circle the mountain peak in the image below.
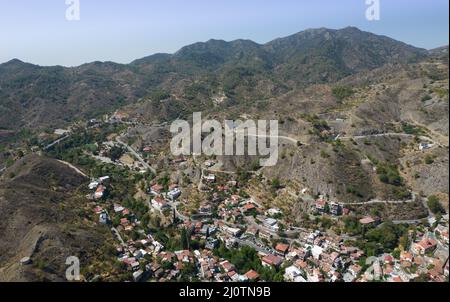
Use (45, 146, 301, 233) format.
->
(2, 58, 25, 65)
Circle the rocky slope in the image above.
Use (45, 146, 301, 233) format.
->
(0, 155, 114, 281)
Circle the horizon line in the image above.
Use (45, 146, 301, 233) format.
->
(1, 26, 448, 68)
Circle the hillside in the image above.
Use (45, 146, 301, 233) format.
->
(0, 155, 116, 281)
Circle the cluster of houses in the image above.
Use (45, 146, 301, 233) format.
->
(149, 183, 182, 212)
(88, 176, 110, 201)
(85, 153, 448, 283)
(315, 197, 349, 216)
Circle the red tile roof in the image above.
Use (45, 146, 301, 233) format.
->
(244, 270, 260, 280)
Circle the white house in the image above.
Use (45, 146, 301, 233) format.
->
(419, 142, 434, 151)
(311, 245, 323, 260)
(284, 265, 304, 282)
(88, 181, 99, 190)
(168, 188, 181, 200)
(263, 218, 279, 231)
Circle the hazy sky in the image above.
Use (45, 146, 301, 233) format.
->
(0, 0, 448, 66)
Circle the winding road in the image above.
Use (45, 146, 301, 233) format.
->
(116, 136, 156, 174)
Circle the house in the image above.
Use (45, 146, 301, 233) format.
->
(114, 204, 125, 213)
(315, 199, 327, 212)
(88, 181, 100, 190)
(400, 251, 414, 263)
(199, 204, 213, 215)
(263, 218, 279, 231)
(259, 230, 272, 241)
(203, 174, 216, 183)
(284, 265, 303, 282)
(223, 226, 241, 237)
(94, 206, 103, 214)
(168, 187, 181, 200)
(262, 254, 283, 268)
(411, 238, 437, 255)
(152, 197, 170, 211)
(245, 226, 259, 237)
(329, 202, 342, 216)
(142, 146, 152, 153)
(243, 203, 257, 213)
(205, 238, 219, 250)
(204, 160, 216, 168)
(150, 184, 164, 195)
(220, 260, 235, 273)
(266, 208, 282, 217)
(94, 185, 106, 200)
(99, 176, 110, 184)
(435, 225, 449, 245)
(294, 260, 308, 271)
(348, 264, 362, 277)
(275, 243, 290, 255)
(175, 250, 192, 263)
(244, 270, 260, 281)
(99, 212, 109, 224)
(311, 245, 323, 260)
(383, 254, 394, 265)
(419, 142, 433, 151)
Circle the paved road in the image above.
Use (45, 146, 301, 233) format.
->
(235, 238, 275, 255)
(340, 132, 443, 147)
(234, 130, 308, 146)
(44, 134, 71, 150)
(111, 227, 126, 246)
(116, 136, 156, 174)
(344, 199, 415, 206)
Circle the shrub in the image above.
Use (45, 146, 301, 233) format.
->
(427, 195, 445, 215)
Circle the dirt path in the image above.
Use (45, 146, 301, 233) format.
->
(57, 160, 88, 178)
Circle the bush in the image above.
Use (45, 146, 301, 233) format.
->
(427, 195, 445, 215)
(332, 86, 354, 100)
(376, 163, 403, 186)
(424, 155, 434, 165)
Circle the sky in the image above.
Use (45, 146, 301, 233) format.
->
(0, 0, 448, 66)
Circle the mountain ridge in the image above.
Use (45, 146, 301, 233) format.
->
(2, 27, 432, 68)
(0, 27, 437, 130)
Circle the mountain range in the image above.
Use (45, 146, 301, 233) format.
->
(0, 27, 437, 130)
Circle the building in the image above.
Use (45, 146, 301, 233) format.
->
(266, 208, 282, 216)
(244, 270, 260, 281)
(223, 226, 241, 237)
(168, 187, 181, 200)
(99, 212, 109, 224)
(263, 218, 279, 231)
(419, 142, 433, 151)
(219, 260, 235, 273)
(94, 185, 106, 200)
(152, 197, 170, 211)
(275, 243, 290, 255)
(243, 203, 257, 213)
(284, 265, 305, 282)
(150, 184, 164, 195)
(329, 202, 342, 216)
(315, 199, 328, 212)
(412, 238, 437, 255)
(262, 254, 284, 268)
(204, 174, 216, 183)
(205, 238, 219, 250)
